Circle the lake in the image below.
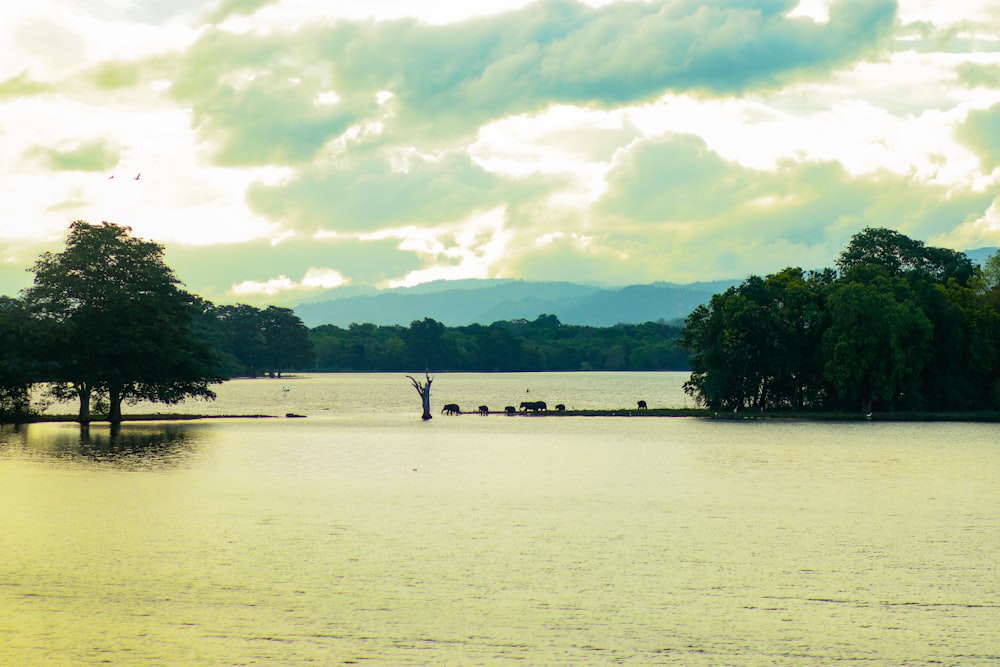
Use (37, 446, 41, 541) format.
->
(1, 372, 997, 665)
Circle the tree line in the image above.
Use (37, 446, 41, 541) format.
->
(308, 315, 686, 372)
(0, 220, 686, 423)
(681, 227, 1000, 414)
(6, 221, 997, 422)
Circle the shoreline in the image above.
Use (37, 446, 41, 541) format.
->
(5, 408, 1000, 425)
(486, 408, 1000, 422)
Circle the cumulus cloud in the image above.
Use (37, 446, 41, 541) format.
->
(162, 0, 898, 165)
(4, 0, 1000, 305)
(229, 266, 349, 299)
(539, 132, 998, 281)
(245, 147, 563, 234)
(957, 103, 1000, 170)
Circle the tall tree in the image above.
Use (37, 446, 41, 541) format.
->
(259, 306, 314, 376)
(0, 297, 38, 420)
(21, 221, 223, 424)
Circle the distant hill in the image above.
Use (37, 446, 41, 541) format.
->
(293, 247, 997, 328)
(293, 279, 739, 328)
(965, 247, 997, 267)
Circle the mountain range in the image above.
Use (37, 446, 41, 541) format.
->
(293, 247, 997, 328)
(293, 279, 739, 328)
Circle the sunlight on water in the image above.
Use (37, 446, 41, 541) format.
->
(2, 374, 998, 665)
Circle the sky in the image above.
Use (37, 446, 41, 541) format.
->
(1, 0, 999, 306)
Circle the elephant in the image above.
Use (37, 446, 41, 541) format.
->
(637, 400, 648, 409)
(441, 403, 461, 415)
(478, 405, 489, 415)
(555, 404, 566, 411)
(520, 400, 547, 413)
(504, 405, 516, 415)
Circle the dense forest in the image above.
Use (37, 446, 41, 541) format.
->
(308, 316, 687, 372)
(681, 228, 1000, 414)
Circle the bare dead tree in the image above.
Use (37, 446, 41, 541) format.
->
(406, 372, 433, 420)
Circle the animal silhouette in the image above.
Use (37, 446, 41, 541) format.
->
(441, 403, 461, 415)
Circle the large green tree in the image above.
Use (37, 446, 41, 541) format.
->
(681, 271, 831, 411)
(821, 271, 932, 413)
(21, 221, 223, 424)
(681, 228, 999, 414)
(210, 303, 314, 377)
(0, 296, 38, 420)
(259, 306, 314, 376)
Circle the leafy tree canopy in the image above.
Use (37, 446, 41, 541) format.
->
(21, 221, 223, 423)
(683, 228, 1000, 413)
(836, 227, 976, 285)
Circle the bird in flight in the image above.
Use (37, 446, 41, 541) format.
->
(133, 173, 141, 180)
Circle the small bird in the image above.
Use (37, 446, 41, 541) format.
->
(107, 174, 114, 180)
(133, 173, 141, 180)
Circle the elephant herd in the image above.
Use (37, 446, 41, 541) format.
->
(441, 399, 648, 415)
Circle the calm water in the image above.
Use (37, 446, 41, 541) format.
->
(1, 373, 997, 665)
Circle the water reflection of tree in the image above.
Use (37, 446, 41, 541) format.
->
(8, 424, 199, 471)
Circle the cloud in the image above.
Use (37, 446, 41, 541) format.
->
(957, 103, 1000, 170)
(163, 234, 421, 304)
(956, 63, 1000, 89)
(205, 0, 277, 25)
(166, 29, 361, 165)
(245, 147, 563, 234)
(6, 0, 998, 307)
(162, 0, 898, 166)
(0, 71, 51, 98)
(528, 131, 999, 281)
(89, 60, 146, 90)
(25, 139, 121, 172)
(14, 18, 86, 69)
(230, 274, 298, 296)
(228, 266, 348, 298)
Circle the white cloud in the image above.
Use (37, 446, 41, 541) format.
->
(230, 274, 297, 296)
(229, 266, 350, 297)
(374, 208, 512, 288)
(897, 0, 1000, 26)
(301, 266, 349, 288)
(937, 196, 1000, 249)
(788, 0, 831, 23)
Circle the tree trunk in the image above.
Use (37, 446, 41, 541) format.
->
(421, 388, 432, 420)
(77, 384, 91, 424)
(407, 373, 433, 420)
(108, 383, 123, 424)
